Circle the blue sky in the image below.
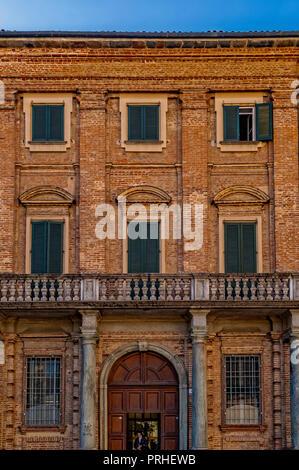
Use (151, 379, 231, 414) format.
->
(0, 0, 298, 32)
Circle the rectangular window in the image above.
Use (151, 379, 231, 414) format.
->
(25, 356, 61, 426)
(224, 222, 256, 273)
(128, 105, 159, 141)
(224, 355, 261, 425)
(128, 222, 160, 273)
(32, 104, 64, 142)
(223, 102, 272, 142)
(31, 221, 64, 274)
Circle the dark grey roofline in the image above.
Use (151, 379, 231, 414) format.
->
(0, 30, 299, 39)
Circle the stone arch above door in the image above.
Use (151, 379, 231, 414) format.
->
(99, 342, 188, 450)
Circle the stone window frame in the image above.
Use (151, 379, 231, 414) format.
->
(22, 93, 73, 152)
(20, 336, 67, 433)
(25, 215, 70, 274)
(119, 93, 168, 152)
(218, 215, 263, 273)
(214, 92, 267, 152)
(220, 342, 266, 432)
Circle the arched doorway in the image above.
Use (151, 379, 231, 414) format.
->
(108, 351, 179, 450)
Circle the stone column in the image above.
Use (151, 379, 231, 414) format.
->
(190, 309, 209, 449)
(290, 309, 299, 449)
(79, 310, 100, 450)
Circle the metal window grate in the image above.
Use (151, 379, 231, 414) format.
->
(225, 355, 261, 425)
(25, 356, 61, 426)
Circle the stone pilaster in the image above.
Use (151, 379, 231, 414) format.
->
(79, 310, 100, 450)
(289, 309, 299, 449)
(189, 308, 209, 449)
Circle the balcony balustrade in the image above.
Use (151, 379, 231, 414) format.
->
(0, 273, 297, 303)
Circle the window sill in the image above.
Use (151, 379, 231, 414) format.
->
(220, 424, 267, 432)
(19, 425, 66, 434)
(28, 141, 67, 144)
(26, 141, 69, 152)
(125, 140, 163, 144)
(218, 141, 264, 152)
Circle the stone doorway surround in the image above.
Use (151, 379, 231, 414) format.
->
(99, 341, 188, 449)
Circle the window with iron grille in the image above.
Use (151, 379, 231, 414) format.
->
(224, 355, 261, 425)
(25, 356, 61, 426)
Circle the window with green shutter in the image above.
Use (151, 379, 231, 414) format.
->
(128, 105, 159, 141)
(32, 105, 64, 142)
(31, 221, 64, 274)
(128, 222, 160, 273)
(223, 102, 272, 142)
(224, 222, 256, 273)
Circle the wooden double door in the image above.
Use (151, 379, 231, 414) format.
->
(108, 351, 179, 450)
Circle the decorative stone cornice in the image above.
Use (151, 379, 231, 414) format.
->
(213, 185, 270, 207)
(117, 185, 172, 205)
(19, 186, 75, 207)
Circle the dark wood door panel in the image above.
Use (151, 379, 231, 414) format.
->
(127, 390, 143, 412)
(109, 391, 124, 411)
(144, 390, 160, 412)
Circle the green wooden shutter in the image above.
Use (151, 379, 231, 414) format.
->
(145, 222, 159, 272)
(224, 223, 240, 273)
(128, 222, 159, 273)
(241, 223, 256, 273)
(47, 222, 64, 273)
(144, 105, 159, 140)
(128, 106, 142, 140)
(32, 105, 47, 141)
(31, 221, 47, 273)
(256, 103, 273, 141)
(223, 105, 239, 141)
(48, 105, 64, 141)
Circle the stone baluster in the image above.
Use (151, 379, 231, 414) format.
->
(226, 277, 233, 300)
(266, 278, 273, 300)
(174, 278, 181, 300)
(234, 277, 241, 300)
(166, 279, 174, 300)
(218, 277, 225, 301)
(100, 280, 107, 301)
(64, 279, 72, 301)
(109, 278, 116, 300)
(49, 280, 56, 301)
(17, 279, 24, 301)
(243, 278, 249, 300)
(1, 280, 8, 301)
(282, 278, 290, 300)
(24, 279, 32, 301)
(57, 279, 64, 301)
(133, 278, 140, 300)
(183, 278, 190, 300)
(190, 309, 209, 449)
(274, 277, 281, 301)
(125, 278, 132, 301)
(40, 277, 47, 301)
(158, 277, 166, 300)
(258, 277, 266, 300)
(150, 278, 156, 300)
(210, 277, 218, 301)
(33, 279, 40, 302)
(141, 277, 148, 301)
(73, 279, 80, 301)
(8, 280, 16, 302)
(116, 278, 124, 301)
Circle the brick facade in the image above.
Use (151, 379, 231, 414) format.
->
(0, 31, 298, 450)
